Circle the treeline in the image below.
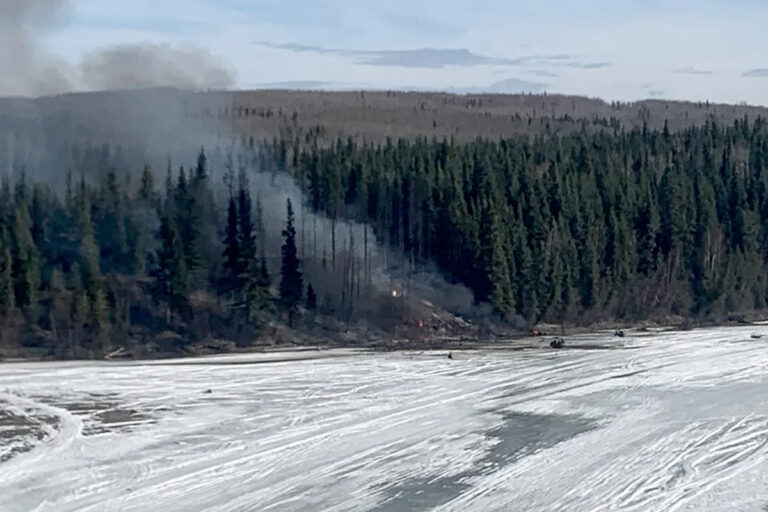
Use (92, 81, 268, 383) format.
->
(271, 117, 768, 324)
(0, 150, 310, 358)
(5, 114, 768, 357)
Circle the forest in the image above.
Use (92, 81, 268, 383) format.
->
(0, 149, 307, 358)
(2, 109, 768, 358)
(274, 116, 768, 325)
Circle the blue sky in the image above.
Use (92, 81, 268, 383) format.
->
(46, 0, 768, 104)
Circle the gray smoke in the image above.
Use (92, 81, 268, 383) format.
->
(80, 43, 234, 92)
(247, 168, 481, 319)
(0, 0, 234, 98)
(0, 0, 74, 97)
(0, 1, 495, 330)
(0, 0, 236, 182)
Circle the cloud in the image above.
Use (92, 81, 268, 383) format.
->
(250, 80, 333, 90)
(648, 89, 664, 97)
(530, 70, 560, 77)
(257, 42, 609, 70)
(260, 42, 335, 54)
(258, 42, 513, 68)
(241, 77, 547, 95)
(359, 48, 503, 68)
(674, 66, 712, 75)
(743, 68, 768, 77)
(508, 55, 609, 69)
(570, 62, 611, 69)
(453, 77, 548, 94)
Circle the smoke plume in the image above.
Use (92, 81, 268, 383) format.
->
(0, 1, 502, 331)
(0, 0, 235, 98)
(247, 169, 482, 320)
(80, 43, 235, 92)
(0, 0, 74, 97)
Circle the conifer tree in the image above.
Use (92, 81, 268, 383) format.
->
(306, 283, 317, 310)
(0, 225, 14, 313)
(280, 198, 303, 323)
(222, 196, 239, 295)
(154, 215, 188, 323)
(236, 183, 256, 282)
(74, 182, 110, 340)
(11, 203, 40, 312)
(139, 165, 156, 203)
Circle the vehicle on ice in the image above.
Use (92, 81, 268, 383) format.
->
(550, 337, 565, 349)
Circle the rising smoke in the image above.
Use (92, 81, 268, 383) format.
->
(0, 0, 234, 98)
(0, 0, 74, 97)
(247, 168, 486, 322)
(0, 0, 501, 329)
(0, 0, 236, 182)
(80, 43, 234, 92)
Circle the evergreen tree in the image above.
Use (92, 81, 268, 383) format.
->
(0, 225, 14, 313)
(236, 184, 256, 283)
(153, 215, 188, 322)
(306, 283, 317, 310)
(75, 184, 110, 341)
(221, 196, 240, 294)
(11, 203, 40, 312)
(280, 198, 303, 323)
(139, 165, 156, 203)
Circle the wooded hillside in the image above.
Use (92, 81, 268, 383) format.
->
(3, 89, 768, 358)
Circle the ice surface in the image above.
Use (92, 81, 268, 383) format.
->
(3, 327, 768, 511)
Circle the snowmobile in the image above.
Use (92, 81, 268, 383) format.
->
(550, 337, 565, 349)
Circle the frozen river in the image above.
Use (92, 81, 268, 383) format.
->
(3, 327, 768, 511)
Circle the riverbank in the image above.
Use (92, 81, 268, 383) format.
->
(3, 308, 768, 363)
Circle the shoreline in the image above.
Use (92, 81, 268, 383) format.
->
(3, 318, 767, 365)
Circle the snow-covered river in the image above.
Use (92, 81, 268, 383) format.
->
(3, 327, 768, 511)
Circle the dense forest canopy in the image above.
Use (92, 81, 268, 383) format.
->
(2, 89, 768, 358)
(274, 116, 768, 324)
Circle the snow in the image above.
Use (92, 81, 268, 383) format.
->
(3, 327, 768, 511)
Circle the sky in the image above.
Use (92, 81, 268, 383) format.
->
(41, 0, 768, 105)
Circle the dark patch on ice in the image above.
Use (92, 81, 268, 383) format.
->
(483, 412, 596, 467)
(370, 475, 473, 512)
(46, 394, 153, 435)
(370, 412, 595, 511)
(0, 408, 59, 462)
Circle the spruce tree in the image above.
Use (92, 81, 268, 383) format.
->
(306, 283, 317, 310)
(11, 203, 40, 312)
(139, 165, 155, 203)
(222, 196, 240, 295)
(0, 225, 14, 313)
(236, 184, 256, 284)
(75, 183, 110, 341)
(154, 215, 188, 323)
(280, 198, 303, 323)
